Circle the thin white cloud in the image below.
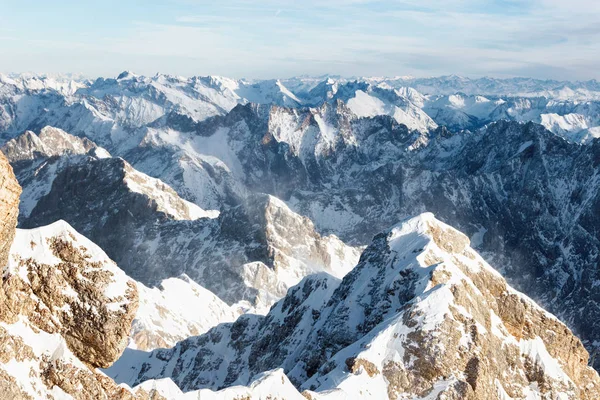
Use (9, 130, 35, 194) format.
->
(0, 0, 598, 79)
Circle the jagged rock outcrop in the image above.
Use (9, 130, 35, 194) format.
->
(0, 150, 21, 267)
(0, 213, 165, 398)
(107, 214, 600, 399)
(3, 221, 139, 368)
(1, 126, 105, 163)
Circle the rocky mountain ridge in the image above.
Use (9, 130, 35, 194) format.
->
(2, 73, 600, 153)
(107, 214, 600, 399)
(124, 105, 600, 368)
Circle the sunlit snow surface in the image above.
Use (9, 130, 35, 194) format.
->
(104, 213, 585, 399)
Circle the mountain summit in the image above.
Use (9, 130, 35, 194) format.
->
(108, 213, 600, 399)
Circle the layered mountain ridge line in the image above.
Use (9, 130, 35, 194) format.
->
(2, 73, 600, 153)
(3, 71, 600, 398)
(107, 213, 600, 399)
(5, 128, 360, 311)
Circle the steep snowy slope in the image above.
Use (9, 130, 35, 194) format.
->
(135, 369, 306, 400)
(0, 218, 147, 399)
(346, 88, 437, 133)
(108, 214, 600, 399)
(236, 79, 303, 107)
(132, 275, 238, 351)
(123, 122, 249, 210)
(78, 72, 237, 127)
(290, 79, 437, 133)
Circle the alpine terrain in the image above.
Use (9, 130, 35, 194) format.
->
(2, 73, 600, 399)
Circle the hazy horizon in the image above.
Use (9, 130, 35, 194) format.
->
(2, 70, 600, 84)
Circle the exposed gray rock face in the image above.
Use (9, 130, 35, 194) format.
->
(1, 126, 102, 162)
(107, 214, 600, 399)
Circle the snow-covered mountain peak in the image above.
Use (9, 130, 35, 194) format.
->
(116, 70, 139, 81)
(131, 274, 238, 351)
(236, 79, 303, 108)
(0, 73, 88, 96)
(196, 75, 241, 93)
(109, 213, 600, 398)
(345, 85, 438, 133)
(387, 211, 470, 254)
(394, 86, 427, 107)
(1, 217, 142, 398)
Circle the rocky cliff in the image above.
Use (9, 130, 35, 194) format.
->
(0, 219, 152, 399)
(0, 150, 21, 268)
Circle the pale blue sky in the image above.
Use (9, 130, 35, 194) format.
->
(0, 0, 598, 80)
